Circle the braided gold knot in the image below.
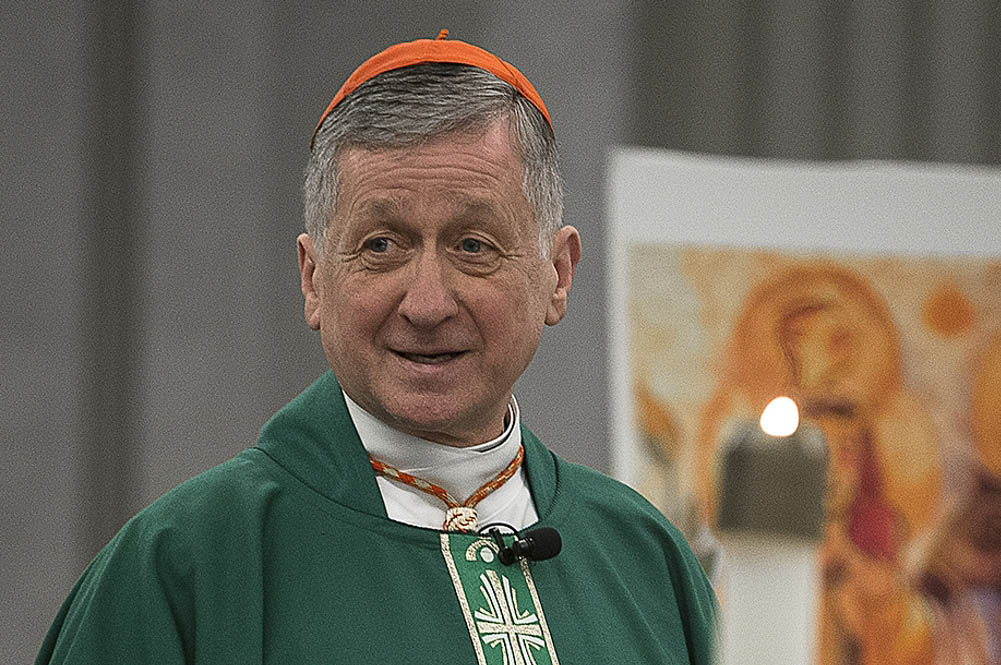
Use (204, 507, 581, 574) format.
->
(443, 506, 479, 533)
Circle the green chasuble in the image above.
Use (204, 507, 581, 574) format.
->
(37, 372, 717, 664)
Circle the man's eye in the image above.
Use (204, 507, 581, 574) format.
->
(460, 238, 483, 253)
(367, 237, 391, 253)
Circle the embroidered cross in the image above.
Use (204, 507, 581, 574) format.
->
(474, 570, 546, 665)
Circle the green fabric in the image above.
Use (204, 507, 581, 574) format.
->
(37, 371, 717, 664)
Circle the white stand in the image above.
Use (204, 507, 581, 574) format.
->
(717, 534, 820, 665)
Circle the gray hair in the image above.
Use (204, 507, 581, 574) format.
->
(304, 63, 563, 257)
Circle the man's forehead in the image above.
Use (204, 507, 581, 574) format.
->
(351, 196, 509, 220)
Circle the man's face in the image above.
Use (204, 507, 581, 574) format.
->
(298, 121, 579, 447)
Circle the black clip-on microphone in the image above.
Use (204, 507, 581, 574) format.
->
(485, 525, 562, 565)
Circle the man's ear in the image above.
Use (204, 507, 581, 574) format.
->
(297, 233, 322, 330)
(545, 225, 581, 326)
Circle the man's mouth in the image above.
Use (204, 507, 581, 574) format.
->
(394, 351, 463, 365)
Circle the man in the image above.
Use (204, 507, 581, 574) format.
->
(37, 32, 717, 664)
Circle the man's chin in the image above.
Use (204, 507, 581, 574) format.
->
(375, 395, 505, 447)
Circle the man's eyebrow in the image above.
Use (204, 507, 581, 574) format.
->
(351, 197, 504, 228)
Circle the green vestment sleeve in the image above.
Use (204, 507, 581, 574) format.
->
(36, 454, 271, 665)
(36, 521, 190, 664)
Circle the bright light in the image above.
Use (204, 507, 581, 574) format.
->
(760, 396, 800, 437)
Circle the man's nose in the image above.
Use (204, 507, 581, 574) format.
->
(397, 252, 459, 328)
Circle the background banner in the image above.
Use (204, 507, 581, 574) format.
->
(608, 149, 1001, 665)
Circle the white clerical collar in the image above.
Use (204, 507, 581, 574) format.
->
(343, 391, 522, 501)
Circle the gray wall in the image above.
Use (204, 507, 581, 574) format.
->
(4, 2, 997, 662)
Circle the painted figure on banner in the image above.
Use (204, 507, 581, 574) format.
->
(634, 381, 691, 527)
(918, 329, 1001, 665)
(694, 264, 943, 665)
